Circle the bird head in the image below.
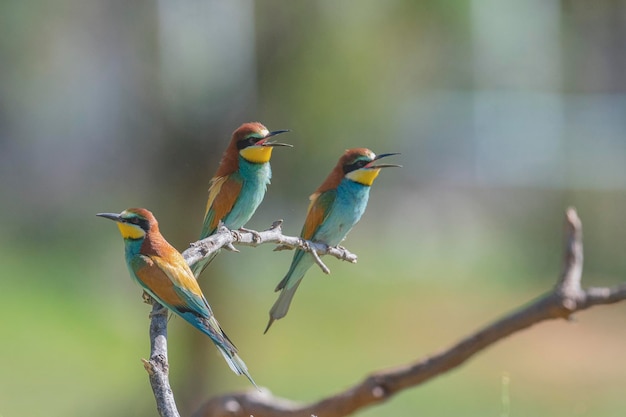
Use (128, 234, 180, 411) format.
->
(341, 148, 401, 186)
(96, 208, 157, 240)
(233, 122, 291, 164)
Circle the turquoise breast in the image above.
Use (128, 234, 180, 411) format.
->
(314, 178, 371, 245)
(222, 157, 272, 229)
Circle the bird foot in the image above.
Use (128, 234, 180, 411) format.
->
(149, 304, 168, 318)
(142, 291, 155, 305)
(239, 227, 262, 243)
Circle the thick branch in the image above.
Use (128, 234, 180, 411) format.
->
(182, 220, 358, 273)
(192, 208, 626, 417)
(144, 301, 180, 417)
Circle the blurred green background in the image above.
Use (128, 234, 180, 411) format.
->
(2, 1, 626, 416)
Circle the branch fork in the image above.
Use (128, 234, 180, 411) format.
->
(191, 208, 626, 417)
(183, 220, 358, 274)
(142, 209, 626, 417)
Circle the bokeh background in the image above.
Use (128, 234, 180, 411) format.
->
(2, 1, 626, 416)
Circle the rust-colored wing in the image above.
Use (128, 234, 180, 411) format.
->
(200, 174, 243, 238)
(301, 189, 336, 240)
(132, 253, 211, 317)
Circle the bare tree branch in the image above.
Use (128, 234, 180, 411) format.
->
(189, 208, 626, 417)
(144, 220, 359, 415)
(182, 220, 358, 274)
(143, 301, 181, 417)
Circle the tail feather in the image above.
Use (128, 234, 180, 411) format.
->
(275, 250, 310, 291)
(216, 346, 258, 389)
(264, 279, 303, 333)
(193, 315, 258, 388)
(266, 253, 315, 333)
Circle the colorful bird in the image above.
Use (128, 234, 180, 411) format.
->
(265, 148, 400, 333)
(97, 208, 256, 387)
(192, 122, 291, 277)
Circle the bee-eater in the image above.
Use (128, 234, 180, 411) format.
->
(265, 148, 400, 333)
(97, 208, 256, 386)
(192, 122, 291, 277)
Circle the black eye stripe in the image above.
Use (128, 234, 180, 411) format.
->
(343, 159, 370, 174)
(237, 136, 261, 150)
(125, 216, 150, 231)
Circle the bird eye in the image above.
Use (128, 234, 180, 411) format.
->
(237, 135, 261, 150)
(343, 159, 370, 174)
(352, 159, 369, 169)
(129, 217, 140, 224)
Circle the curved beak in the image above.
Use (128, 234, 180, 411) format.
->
(367, 152, 402, 169)
(261, 129, 293, 147)
(96, 212, 122, 222)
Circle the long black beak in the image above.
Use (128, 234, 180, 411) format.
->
(267, 129, 290, 137)
(96, 212, 122, 222)
(367, 152, 402, 169)
(262, 129, 293, 147)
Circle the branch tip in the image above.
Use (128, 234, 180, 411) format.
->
(557, 207, 584, 297)
(224, 243, 240, 252)
(565, 207, 581, 230)
(142, 358, 154, 375)
(308, 245, 331, 274)
(270, 219, 284, 230)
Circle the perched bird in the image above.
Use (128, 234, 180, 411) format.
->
(265, 148, 400, 332)
(97, 208, 256, 387)
(192, 122, 291, 277)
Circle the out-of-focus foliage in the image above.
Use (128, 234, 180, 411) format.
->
(1, 1, 626, 416)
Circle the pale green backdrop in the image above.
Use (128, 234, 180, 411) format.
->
(1, 1, 626, 416)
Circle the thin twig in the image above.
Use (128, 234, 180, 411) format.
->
(182, 221, 358, 273)
(307, 243, 331, 274)
(190, 208, 626, 417)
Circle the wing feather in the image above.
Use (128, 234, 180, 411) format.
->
(273, 189, 336, 292)
(133, 254, 211, 316)
(201, 175, 243, 238)
(301, 189, 336, 240)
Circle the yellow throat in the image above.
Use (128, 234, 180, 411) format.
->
(240, 146, 273, 164)
(117, 222, 145, 240)
(346, 168, 381, 186)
